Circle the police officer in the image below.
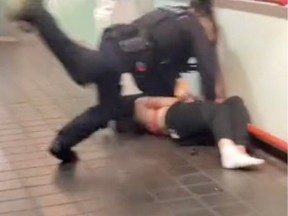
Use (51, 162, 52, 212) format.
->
(6, 0, 224, 162)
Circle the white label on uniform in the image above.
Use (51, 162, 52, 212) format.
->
(168, 129, 180, 139)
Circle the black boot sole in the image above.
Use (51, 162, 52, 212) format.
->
(49, 147, 79, 164)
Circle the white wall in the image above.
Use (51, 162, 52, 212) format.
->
(215, 8, 288, 141)
(0, 0, 16, 40)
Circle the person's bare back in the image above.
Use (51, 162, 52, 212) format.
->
(134, 97, 177, 134)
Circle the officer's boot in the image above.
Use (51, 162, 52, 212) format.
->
(49, 135, 78, 164)
(5, 0, 43, 22)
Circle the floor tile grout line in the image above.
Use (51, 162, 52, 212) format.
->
(174, 147, 267, 205)
(172, 151, 260, 216)
(194, 168, 258, 215)
(139, 157, 223, 216)
(174, 177, 223, 216)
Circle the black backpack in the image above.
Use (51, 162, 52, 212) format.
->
(133, 7, 191, 63)
(100, 7, 191, 73)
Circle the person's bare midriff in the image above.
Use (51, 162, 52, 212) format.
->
(145, 106, 170, 134)
(155, 106, 170, 132)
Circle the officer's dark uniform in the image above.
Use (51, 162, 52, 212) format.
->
(20, 5, 219, 162)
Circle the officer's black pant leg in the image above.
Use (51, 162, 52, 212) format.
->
(50, 71, 122, 163)
(27, 7, 106, 85)
(116, 94, 145, 134)
(49, 105, 109, 162)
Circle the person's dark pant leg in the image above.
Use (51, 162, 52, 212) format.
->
(27, 7, 107, 85)
(202, 101, 235, 142)
(223, 96, 252, 149)
(202, 98, 251, 148)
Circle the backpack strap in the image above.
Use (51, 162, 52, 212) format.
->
(134, 7, 191, 45)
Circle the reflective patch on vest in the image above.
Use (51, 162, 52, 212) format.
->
(160, 58, 171, 64)
(135, 61, 146, 72)
(188, 57, 197, 65)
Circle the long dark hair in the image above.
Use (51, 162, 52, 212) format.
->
(190, 0, 218, 42)
(190, 0, 213, 16)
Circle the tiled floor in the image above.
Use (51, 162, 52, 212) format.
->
(0, 34, 287, 216)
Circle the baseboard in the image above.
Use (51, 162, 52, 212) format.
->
(248, 124, 287, 163)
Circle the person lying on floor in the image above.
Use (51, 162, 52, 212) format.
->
(133, 95, 265, 169)
(5, 0, 225, 163)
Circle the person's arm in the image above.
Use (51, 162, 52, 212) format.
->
(174, 78, 196, 102)
(174, 78, 189, 98)
(178, 14, 217, 100)
(215, 68, 226, 103)
(195, 11, 227, 102)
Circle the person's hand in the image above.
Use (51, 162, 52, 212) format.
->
(215, 97, 225, 104)
(178, 93, 195, 103)
(174, 79, 190, 100)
